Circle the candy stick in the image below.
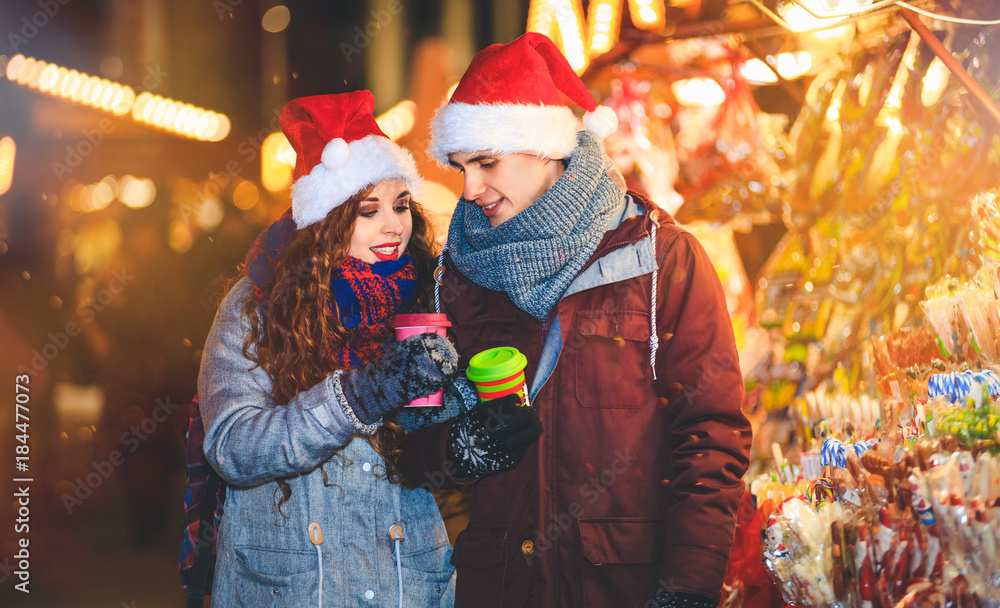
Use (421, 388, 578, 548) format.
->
(874, 507, 895, 572)
(856, 522, 876, 608)
(890, 525, 910, 602)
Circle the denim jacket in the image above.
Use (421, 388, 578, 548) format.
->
(199, 277, 456, 607)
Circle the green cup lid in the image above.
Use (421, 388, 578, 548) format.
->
(466, 347, 527, 383)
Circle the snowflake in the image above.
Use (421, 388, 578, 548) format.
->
(453, 424, 490, 470)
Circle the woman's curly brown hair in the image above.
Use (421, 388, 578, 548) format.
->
(241, 184, 438, 515)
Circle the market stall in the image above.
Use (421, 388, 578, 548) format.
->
(529, 0, 1000, 605)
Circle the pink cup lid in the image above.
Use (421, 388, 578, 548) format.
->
(392, 313, 451, 328)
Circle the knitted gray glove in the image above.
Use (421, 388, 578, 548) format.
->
(341, 333, 457, 425)
(397, 376, 480, 433)
(446, 394, 542, 480)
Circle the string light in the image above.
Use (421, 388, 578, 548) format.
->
(131, 91, 230, 141)
(627, 0, 665, 30)
(3, 54, 229, 141)
(586, 0, 623, 57)
(528, 0, 588, 72)
(0, 137, 14, 196)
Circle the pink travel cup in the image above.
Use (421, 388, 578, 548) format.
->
(391, 313, 452, 406)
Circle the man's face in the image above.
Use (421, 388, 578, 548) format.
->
(447, 151, 564, 228)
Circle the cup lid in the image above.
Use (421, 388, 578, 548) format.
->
(467, 347, 527, 383)
(392, 313, 452, 328)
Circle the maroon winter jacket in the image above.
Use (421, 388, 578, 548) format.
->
(401, 192, 752, 607)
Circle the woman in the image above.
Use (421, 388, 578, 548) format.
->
(199, 92, 459, 607)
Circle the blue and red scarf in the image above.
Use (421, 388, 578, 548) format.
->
(244, 208, 418, 369)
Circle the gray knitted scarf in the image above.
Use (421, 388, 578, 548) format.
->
(447, 131, 624, 320)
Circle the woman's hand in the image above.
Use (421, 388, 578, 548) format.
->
(339, 333, 458, 424)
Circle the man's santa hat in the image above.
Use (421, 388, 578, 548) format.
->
(281, 91, 421, 229)
(429, 32, 618, 164)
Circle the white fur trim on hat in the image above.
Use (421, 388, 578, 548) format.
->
(583, 105, 618, 138)
(429, 102, 580, 164)
(292, 135, 422, 229)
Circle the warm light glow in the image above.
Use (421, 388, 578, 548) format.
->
(777, 1, 845, 31)
(554, 0, 588, 71)
(118, 175, 156, 209)
(261, 5, 291, 33)
(528, 0, 588, 72)
(796, 0, 873, 17)
(586, 0, 623, 56)
(628, 0, 665, 29)
(672, 78, 726, 107)
(8, 55, 228, 141)
(197, 198, 225, 231)
(0, 137, 15, 196)
(261, 132, 295, 192)
(741, 59, 779, 85)
(777, 51, 812, 79)
(27, 59, 45, 88)
(810, 24, 851, 40)
(921, 57, 950, 107)
(232, 180, 260, 210)
(528, 0, 558, 40)
(884, 115, 902, 134)
(376, 100, 417, 141)
(5, 54, 24, 81)
(168, 221, 194, 253)
(38, 64, 59, 91)
(209, 114, 231, 142)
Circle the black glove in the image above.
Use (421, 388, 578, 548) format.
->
(655, 592, 717, 608)
(446, 394, 542, 480)
(341, 333, 457, 424)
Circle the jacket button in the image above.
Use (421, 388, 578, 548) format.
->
(272, 587, 279, 595)
(362, 462, 372, 472)
(521, 540, 534, 555)
(365, 589, 375, 599)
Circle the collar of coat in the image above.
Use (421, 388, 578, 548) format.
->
(563, 190, 669, 299)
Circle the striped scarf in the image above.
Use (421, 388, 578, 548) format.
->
(244, 208, 418, 369)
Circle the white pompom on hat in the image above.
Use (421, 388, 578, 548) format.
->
(429, 32, 619, 164)
(280, 91, 422, 229)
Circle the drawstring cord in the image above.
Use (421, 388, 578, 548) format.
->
(390, 525, 405, 608)
(434, 247, 446, 314)
(649, 212, 659, 381)
(308, 522, 323, 608)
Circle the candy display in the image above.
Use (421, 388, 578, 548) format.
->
(714, 12, 1000, 608)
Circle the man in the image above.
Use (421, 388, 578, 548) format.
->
(401, 32, 751, 608)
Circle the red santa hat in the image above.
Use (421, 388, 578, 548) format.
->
(429, 32, 618, 164)
(281, 91, 422, 229)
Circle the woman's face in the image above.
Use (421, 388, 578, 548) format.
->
(447, 151, 565, 228)
(347, 178, 413, 263)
